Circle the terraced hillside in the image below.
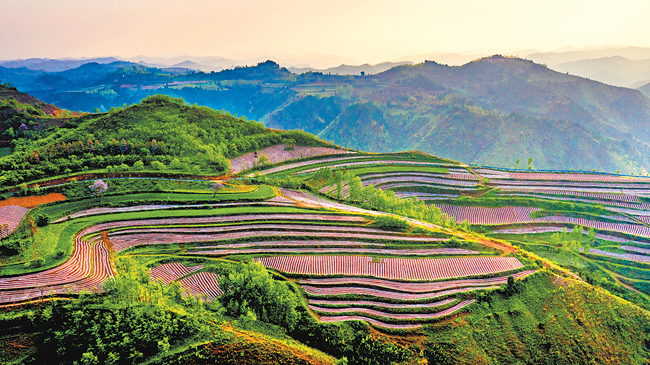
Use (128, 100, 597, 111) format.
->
(1, 176, 532, 330)
(3, 144, 650, 364)
(312, 158, 650, 310)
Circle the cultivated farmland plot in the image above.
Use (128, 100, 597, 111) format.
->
(496, 192, 650, 211)
(435, 205, 540, 225)
(0, 231, 113, 303)
(475, 169, 650, 183)
(245, 155, 376, 176)
(150, 262, 205, 285)
(491, 180, 650, 192)
(360, 172, 479, 182)
(296, 270, 536, 293)
(230, 144, 353, 173)
(533, 216, 650, 239)
(589, 248, 650, 264)
(362, 175, 479, 188)
(378, 183, 477, 191)
(299, 160, 458, 175)
(0, 205, 30, 238)
(308, 298, 456, 310)
(254, 256, 524, 281)
(190, 247, 477, 257)
(109, 229, 447, 252)
(314, 299, 476, 329)
(53, 200, 300, 222)
(178, 271, 223, 302)
(82, 213, 366, 237)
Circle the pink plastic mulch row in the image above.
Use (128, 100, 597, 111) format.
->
(619, 246, 650, 255)
(311, 299, 476, 320)
(506, 172, 650, 183)
(302, 284, 500, 300)
(0, 234, 95, 290)
(207, 240, 386, 249)
(394, 192, 460, 199)
(54, 201, 300, 223)
(588, 248, 650, 264)
(360, 171, 479, 181)
(110, 230, 446, 252)
(110, 223, 390, 236)
(492, 227, 649, 244)
(0, 205, 30, 238)
(83, 213, 365, 237)
(0, 240, 113, 303)
(533, 215, 650, 238)
(492, 178, 650, 190)
(150, 262, 205, 285)
(362, 175, 479, 188)
(475, 169, 650, 183)
(191, 247, 477, 256)
(255, 256, 524, 281)
(308, 298, 456, 310)
(178, 272, 223, 302)
(297, 270, 536, 293)
(378, 183, 476, 191)
(230, 144, 353, 173)
(298, 160, 457, 175)
(497, 192, 650, 211)
(247, 155, 375, 176)
(315, 299, 476, 329)
(497, 188, 642, 202)
(435, 205, 540, 225)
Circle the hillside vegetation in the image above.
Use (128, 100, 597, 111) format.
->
(0, 93, 330, 187)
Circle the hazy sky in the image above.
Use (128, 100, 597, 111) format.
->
(1, 0, 650, 63)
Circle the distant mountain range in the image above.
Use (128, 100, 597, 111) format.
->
(5, 46, 650, 87)
(288, 62, 413, 76)
(1, 55, 650, 174)
(524, 46, 650, 67)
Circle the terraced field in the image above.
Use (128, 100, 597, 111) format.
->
(0, 169, 532, 329)
(0, 205, 29, 238)
(0, 229, 113, 303)
(10, 151, 618, 330)
(230, 144, 353, 174)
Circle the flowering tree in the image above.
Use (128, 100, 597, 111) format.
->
(89, 179, 108, 198)
(210, 182, 224, 198)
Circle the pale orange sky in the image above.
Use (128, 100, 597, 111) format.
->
(1, 0, 649, 63)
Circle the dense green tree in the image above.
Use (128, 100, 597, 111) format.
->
(218, 262, 300, 330)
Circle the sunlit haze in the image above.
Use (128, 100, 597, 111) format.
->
(1, 0, 650, 66)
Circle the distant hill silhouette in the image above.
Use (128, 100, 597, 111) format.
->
(549, 56, 650, 87)
(2, 56, 650, 173)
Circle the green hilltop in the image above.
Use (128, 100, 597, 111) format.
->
(0, 94, 331, 187)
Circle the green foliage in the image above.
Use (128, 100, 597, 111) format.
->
(370, 215, 411, 231)
(24, 258, 214, 365)
(218, 262, 301, 330)
(346, 175, 456, 228)
(0, 95, 325, 188)
(151, 160, 166, 170)
(36, 213, 50, 227)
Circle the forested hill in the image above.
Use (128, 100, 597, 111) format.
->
(0, 93, 331, 188)
(2, 56, 650, 173)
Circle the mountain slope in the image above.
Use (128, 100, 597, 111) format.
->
(2, 57, 650, 173)
(525, 46, 650, 66)
(639, 82, 650, 98)
(551, 56, 650, 87)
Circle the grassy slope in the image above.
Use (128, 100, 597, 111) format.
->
(426, 271, 650, 365)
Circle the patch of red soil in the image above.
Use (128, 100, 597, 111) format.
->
(0, 193, 66, 208)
